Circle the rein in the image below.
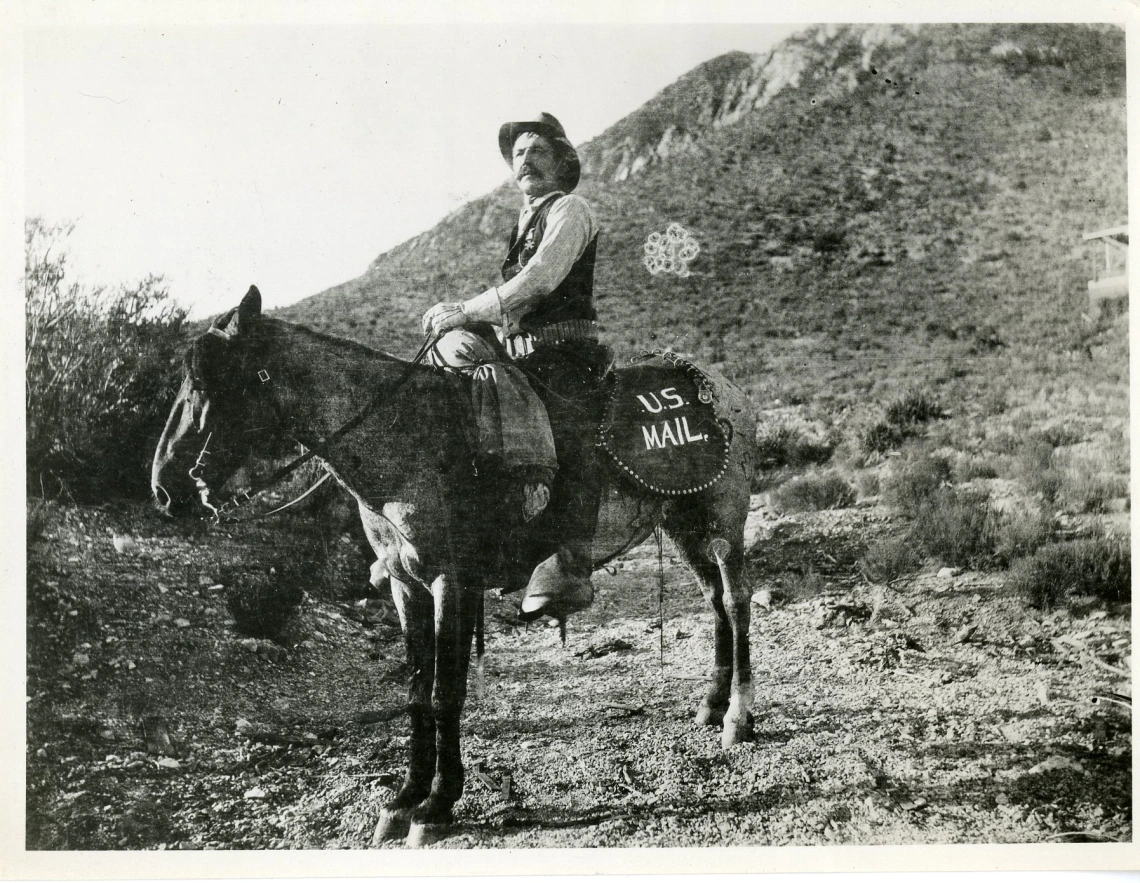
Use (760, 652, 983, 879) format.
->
(197, 330, 439, 523)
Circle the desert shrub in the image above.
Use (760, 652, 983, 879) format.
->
(969, 324, 1004, 353)
(1015, 438, 1063, 504)
(952, 454, 1000, 481)
(884, 391, 944, 428)
(772, 470, 856, 513)
(883, 454, 953, 515)
(780, 565, 826, 602)
(811, 225, 847, 255)
(855, 469, 881, 499)
(908, 488, 995, 569)
(1055, 455, 1129, 514)
(1062, 472, 1129, 514)
(1037, 424, 1083, 449)
(986, 431, 1025, 456)
(861, 421, 907, 455)
(25, 219, 187, 500)
(754, 424, 837, 470)
(862, 390, 945, 455)
(859, 533, 922, 584)
(1008, 536, 1130, 610)
(991, 508, 1058, 566)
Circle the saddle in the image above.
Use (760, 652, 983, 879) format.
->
(595, 352, 731, 496)
(488, 348, 731, 594)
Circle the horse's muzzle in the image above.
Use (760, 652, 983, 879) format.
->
(151, 481, 194, 518)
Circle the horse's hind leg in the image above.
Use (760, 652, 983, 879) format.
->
(712, 541, 753, 748)
(666, 498, 753, 748)
(372, 577, 436, 845)
(667, 527, 733, 726)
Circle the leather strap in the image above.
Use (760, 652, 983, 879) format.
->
(506, 319, 598, 358)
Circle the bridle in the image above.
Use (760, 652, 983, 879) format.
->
(190, 328, 439, 523)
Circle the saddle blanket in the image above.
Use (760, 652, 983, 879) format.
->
(596, 352, 730, 496)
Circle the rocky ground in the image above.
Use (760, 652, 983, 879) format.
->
(24, 495, 1131, 850)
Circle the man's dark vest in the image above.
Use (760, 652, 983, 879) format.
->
(501, 195, 598, 334)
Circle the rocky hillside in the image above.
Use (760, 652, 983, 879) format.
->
(277, 23, 1126, 415)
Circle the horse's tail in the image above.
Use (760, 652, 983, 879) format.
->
(474, 591, 485, 701)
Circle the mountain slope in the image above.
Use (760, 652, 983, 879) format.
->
(276, 24, 1126, 418)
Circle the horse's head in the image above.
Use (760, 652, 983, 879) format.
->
(151, 285, 275, 518)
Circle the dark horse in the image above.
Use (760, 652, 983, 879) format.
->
(152, 286, 757, 847)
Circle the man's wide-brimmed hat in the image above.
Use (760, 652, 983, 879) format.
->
(498, 111, 581, 192)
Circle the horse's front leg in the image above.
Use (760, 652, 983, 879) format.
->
(406, 572, 478, 847)
(372, 577, 435, 845)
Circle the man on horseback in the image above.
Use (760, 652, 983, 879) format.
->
(422, 112, 611, 623)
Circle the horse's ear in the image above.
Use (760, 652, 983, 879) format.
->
(231, 285, 262, 335)
(211, 307, 239, 333)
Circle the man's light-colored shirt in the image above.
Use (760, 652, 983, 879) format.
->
(463, 192, 597, 334)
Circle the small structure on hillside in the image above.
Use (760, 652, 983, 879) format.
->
(1083, 225, 1128, 319)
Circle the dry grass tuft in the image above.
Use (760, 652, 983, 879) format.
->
(863, 391, 945, 455)
(859, 534, 923, 584)
(909, 489, 995, 569)
(990, 508, 1058, 566)
(883, 454, 953, 514)
(1007, 535, 1130, 609)
(772, 470, 856, 513)
(754, 424, 838, 471)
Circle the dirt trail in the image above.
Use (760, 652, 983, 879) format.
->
(25, 498, 1130, 849)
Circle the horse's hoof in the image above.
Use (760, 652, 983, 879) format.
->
(406, 821, 448, 848)
(695, 703, 725, 727)
(721, 716, 754, 749)
(371, 809, 411, 846)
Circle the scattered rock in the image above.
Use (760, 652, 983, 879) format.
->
(1029, 755, 1086, 775)
(999, 724, 1028, 743)
(574, 639, 634, 659)
(143, 716, 175, 756)
(243, 787, 267, 799)
(257, 643, 287, 663)
(954, 625, 978, 644)
(112, 535, 138, 554)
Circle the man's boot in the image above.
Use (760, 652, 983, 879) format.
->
(517, 469, 600, 622)
(518, 545, 594, 622)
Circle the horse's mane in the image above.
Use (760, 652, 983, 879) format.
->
(186, 313, 422, 391)
(260, 316, 408, 364)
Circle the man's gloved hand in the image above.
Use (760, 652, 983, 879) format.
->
(421, 302, 467, 337)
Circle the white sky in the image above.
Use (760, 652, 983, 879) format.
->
(23, 19, 803, 317)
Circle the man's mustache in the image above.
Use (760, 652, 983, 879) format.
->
(517, 165, 544, 180)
